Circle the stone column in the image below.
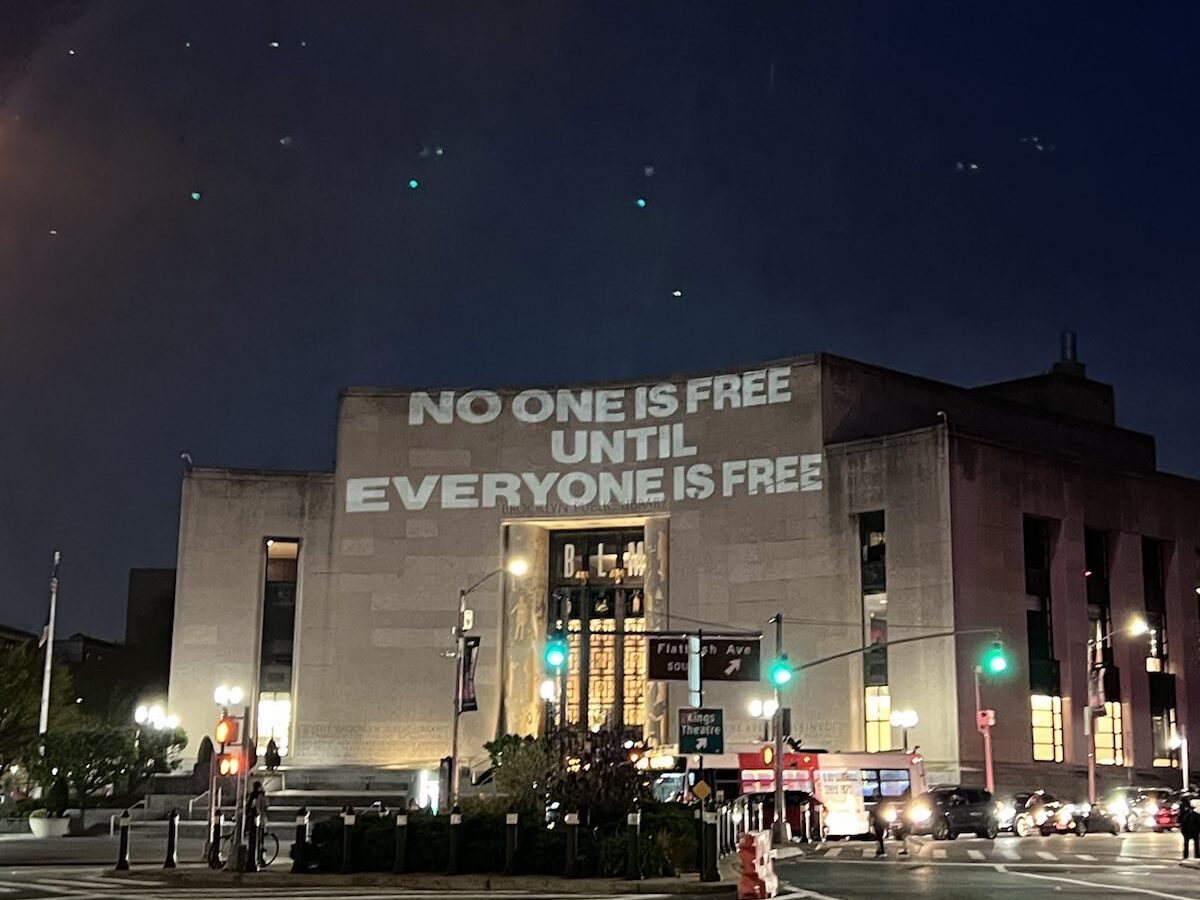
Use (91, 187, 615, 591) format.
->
(500, 523, 549, 738)
(644, 516, 670, 746)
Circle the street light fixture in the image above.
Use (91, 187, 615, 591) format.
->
(890, 709, 919, 752)
(1084, 618, 1156, 804)
(449, 558, 528, 805)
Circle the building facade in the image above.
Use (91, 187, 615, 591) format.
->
(167, 348, 1200, 794)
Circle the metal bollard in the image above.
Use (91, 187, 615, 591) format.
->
(208, 813, 224, 869)
(564, 810, 579, 878)
(447, 805, 463, 875)
(163, 809, 179, 869)
(625, 799, 642, 881)
(503, 812, 518, 876)
(701, 802, 720, 882)
(291, 807, 310, 874)
(115, 811, 131, 871)
(246, 812, 260, 873)
(340, 806, 356, 874)
(392, 812, 408, 874)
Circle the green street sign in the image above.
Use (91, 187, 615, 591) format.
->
(679, 707, 724, 754)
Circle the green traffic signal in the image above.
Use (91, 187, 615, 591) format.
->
(768, 655, 793, 687)
(982, 641, 1009, 675)
(544, 634, 568, 669)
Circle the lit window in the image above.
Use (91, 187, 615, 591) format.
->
(1031, 694, 1064, 762)
(865, 686, 891, 752)
(1152, 707, 1178, 767)
(1094, 701, 1124, 766)
(257, 691, 292, 756)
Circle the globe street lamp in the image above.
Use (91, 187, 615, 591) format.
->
(890, 709, 919, 752)
(449, 558, 528, 805)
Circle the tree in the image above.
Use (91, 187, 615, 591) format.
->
(484, 734, 554, 815)
(0, 646, 76, 772)
(28, 725, 137, 809)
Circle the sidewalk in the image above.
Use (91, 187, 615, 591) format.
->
(110, 865, 737, 895)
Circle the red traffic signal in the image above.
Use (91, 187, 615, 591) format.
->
(215, 715, 238, 747)
(217, 752, 241, 776)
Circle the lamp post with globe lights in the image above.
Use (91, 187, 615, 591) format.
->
(890, 709, 919, 752)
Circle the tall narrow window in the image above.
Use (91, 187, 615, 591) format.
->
(1151, 707, 1178, 768)
(1142, 538, 1168, 672)
(859, 511, 888, 750)
(1085, 529, 1112, 668)
(864, 686, 891, 753)
(550, 529, 646, 734)
(1031, 694, 1064, 763)
(1093, 701, 1124, 766)
(1023, 517, 1059, 696)
(258, 539, 298, 755)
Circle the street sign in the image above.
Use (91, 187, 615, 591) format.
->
(692, 780, 712, 801)
(648, 636, 761, 682)
(679, 707, 724, 754)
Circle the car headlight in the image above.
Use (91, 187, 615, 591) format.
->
(1081, 803, 1091, 816)
(910, 805, 932, 824)
(1109, 799, 1128, 817)
(882, 807, 898, 823)
(1056, 806, 1073, 824)
(1035, 810, 1049, 825)
(1146, 803, 1159, 817)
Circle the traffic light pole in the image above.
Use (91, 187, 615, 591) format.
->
(770, 613, 787, 844)
(974, 667, 994, 793)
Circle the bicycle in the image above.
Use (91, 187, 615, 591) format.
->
(217, 828, 280, 868)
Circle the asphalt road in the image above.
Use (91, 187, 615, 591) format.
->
(776, 833, 1200, 899)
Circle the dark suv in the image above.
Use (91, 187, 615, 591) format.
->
(902, 786, 999, 840)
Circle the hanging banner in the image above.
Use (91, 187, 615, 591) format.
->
(459, 636, 481, 713)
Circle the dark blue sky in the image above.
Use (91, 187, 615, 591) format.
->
(2, 2, 1197, 637)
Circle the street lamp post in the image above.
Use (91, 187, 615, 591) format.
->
(973, 666, 995, 793)
(449, 558, 527, 806)
(1171, 735, 1190, 792)
(768, 613, 789, 844)
(1084, 617, 1150, 804)
(890, 709, 919, 752)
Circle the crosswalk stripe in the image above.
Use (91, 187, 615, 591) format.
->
(1076, 853, 1096, 861)
(999, 847, 1021, 860)
(35, 879, 124, 891)
(968, 849, 985, 860)
(1036, 850, 1057, 861)
(825, 846, 842, 858)
(932, 848, 947, 860)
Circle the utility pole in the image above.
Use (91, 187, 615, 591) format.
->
(449, 587, 468, 805)
(38, 551, 61, 739)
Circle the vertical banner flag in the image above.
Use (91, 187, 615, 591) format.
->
(460, 636, 481, 713)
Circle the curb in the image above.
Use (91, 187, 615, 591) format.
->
(105, 868, 737, 895)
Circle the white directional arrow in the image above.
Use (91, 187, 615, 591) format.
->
(725, 658, 742, 676)
(696, 737, 708, 750)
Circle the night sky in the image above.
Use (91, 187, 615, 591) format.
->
(2, 2, 1198, 638)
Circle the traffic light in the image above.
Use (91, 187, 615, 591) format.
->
(981, 641, 1010, 675)
(761, 745, 775, 766)
(768, 654, 793, 687)
(544, 632, 568, 670)
(214, 715, 238, 749)
(217, 752, 241, 776)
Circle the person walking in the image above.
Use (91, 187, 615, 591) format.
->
(1181, 797, 1200, 862)
(871, 812, 887, 858)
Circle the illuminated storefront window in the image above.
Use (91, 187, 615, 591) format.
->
(1093, 701, 1124, 766)
(865, 686, 891, 752)
(257, 692, 292, 756)
(258, 539, 298, 754)
(1031, 694, 1064, 762)
(551, 528, 647, 734)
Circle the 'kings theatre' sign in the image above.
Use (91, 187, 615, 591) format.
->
(344, 364, 822, 514)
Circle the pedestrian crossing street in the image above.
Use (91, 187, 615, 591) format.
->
(0, 873, 676, 900)
(793, 837, 1177, 867)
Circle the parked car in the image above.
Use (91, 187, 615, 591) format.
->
(902, 786, 999, 840)
(1103, 787, 1174, 832)
(995, 792, 1034, 833)
(1039, 800, 1123, 836)
(1012, 790, 1063, 837)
